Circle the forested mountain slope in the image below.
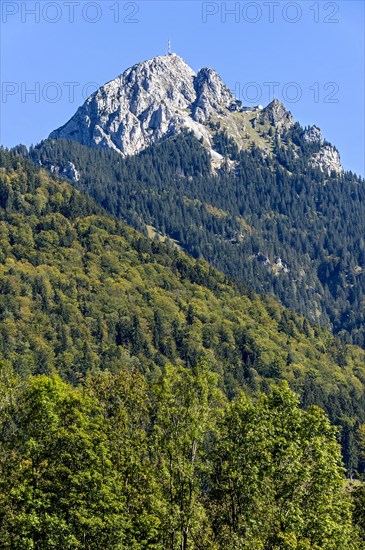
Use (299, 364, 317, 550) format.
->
(2, 53, 365, 550)
(1, 148, 365, 476)
(1, 148, 365, 548)
(28, 127, 365, 348)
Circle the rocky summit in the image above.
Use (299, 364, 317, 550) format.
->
(256, 98, 294, 131)
(50, 54, 240, 158)
(49, 53, 342, 173)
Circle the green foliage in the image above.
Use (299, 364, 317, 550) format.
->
(0, 375, 126, 549)
(0, 372, 360, 548)
(85, 368, 161, 547)
(27, 131, 365, 347)
(0, 147, 363, 543)
(352, 485, 365, 543)
(151, 363, 223, 548)
(212, 131, 240, 160)
(208, 383, 358, 549)
(1, 148, 365, 473)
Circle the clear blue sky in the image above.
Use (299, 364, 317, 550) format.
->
(1, 0, 364, 175)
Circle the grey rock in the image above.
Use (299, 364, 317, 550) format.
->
(192, 67, 240, 123)
(49, 54, 341, 175)
(50, 55, 216, 156)
(257, 99, 294, 132)
(310, 145, 342, 175)
(274, 257, 289, 273)
(41, 160, 80, 182)
(303, 125, 323, 144)
(61, 161, 80, 182)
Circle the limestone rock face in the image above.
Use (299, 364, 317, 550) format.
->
(50, 55, 236, 157)
(310, 146, 342, 175)
(303, 125, 323, 144)
(49, 54, 342, 176)
(62, 161, 80, 182)
(257, 99, 294, 131)
(48, 161, 80, 181)
(192, 67, 241, 123)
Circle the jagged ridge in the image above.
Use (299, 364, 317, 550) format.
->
(50, 54, 240, 158)
(49, 54, 341, 173)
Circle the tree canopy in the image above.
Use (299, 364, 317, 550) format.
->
(0, 148, 365, 547)
(27, 128, 365, 347)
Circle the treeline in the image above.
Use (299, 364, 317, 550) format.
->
(1, 364, 365, 549)
(26, 129, 365, 347)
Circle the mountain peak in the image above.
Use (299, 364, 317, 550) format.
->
(257, 99, 294, 131)
(125, 53, 196, 78)
(49, 54, 243, 157)
(48, 55, 338, 173)
(49, 54, 208, 156)
(193, 67, 239, 123)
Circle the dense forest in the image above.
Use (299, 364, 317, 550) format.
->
(2, 366, 365, 549)
(26, 127, 365, 348)
(1, 149, 365, 466)
(1, 149, 365, 547)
